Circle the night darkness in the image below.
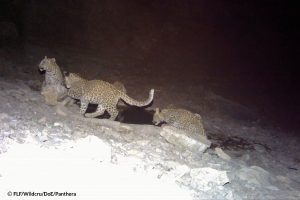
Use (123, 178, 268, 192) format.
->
(1, 0, 299, 131)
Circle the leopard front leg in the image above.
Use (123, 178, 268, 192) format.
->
(79, 99, 89, 115)
(61, 96, 74, 106)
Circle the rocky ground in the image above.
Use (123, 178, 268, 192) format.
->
(0, 44, 299, 200)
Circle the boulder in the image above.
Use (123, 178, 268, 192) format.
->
(160, 126, 211, 153)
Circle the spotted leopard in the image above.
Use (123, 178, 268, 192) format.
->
(112, 81, 126, 94)
(153, 108, 206, 137)
(39, 56, 67, 104)
(65, 73, 154, 120)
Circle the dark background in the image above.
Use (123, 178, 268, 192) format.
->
(1, 0, 299, 130)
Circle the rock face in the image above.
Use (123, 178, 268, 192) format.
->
(215, 147, 231, 161)
(190, 167, 229, 191)
(160, 126, 211, 153)
(237, 166, 275, 189)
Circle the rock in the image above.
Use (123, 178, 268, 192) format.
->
(160, 126, 211, 153)
(237, 166, 276, 189)
(53, 122, 63, 127)
(190, 167, 229, 191)
(127, 149, 146, 159)
(155, 148, 162, 153)
(63, 124, 72, 133)
(0, 113, 10, 121)
(253, 143, 267, 153)
(162, 161, 190, 180)
(276, 175, 291, 184)
(241, 153, 251, 161)
(135, 140, 150, 146)
(215, 147, 231, 161)
(55, 103, 68, 116)
(38, 117, 47, 123)
(36, 128, 48, 142)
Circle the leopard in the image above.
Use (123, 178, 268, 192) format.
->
(64, 72, 154, 120)
(39, 56, 67, 105)
(153, 108, 206, 137)
(112, 81, 126, 94)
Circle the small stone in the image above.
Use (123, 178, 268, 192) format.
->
(241, 154, 250, 161)
(253, 144, 266, 153)
(136, 140, 150, 146)
(127, 149, 146, 158)
(155, 148, 162, 153)
(63, 124, 72, 133)
(38, 134, 48, 142)
(53, 122, 63, 127)
(38, 117, 47, 123)
(215, 147, 231, 161)
(36, 129, 48, 142)
(55, 103, 68, 116)
(190, 167, 229, 191)
(0, 113, 10, 121)
(172, 164, 190, 179)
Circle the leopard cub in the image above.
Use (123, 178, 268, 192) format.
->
(153, 108, 206, 137)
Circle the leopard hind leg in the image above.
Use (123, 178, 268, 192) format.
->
(106, 105, 119, 121)
(85, 104, 105, 118)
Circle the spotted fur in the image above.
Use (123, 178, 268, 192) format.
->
(112, 81, 126, 94)
(39, 56, 67, 101)
(153, 108, 206, 137)
(65, 73, 154, 120)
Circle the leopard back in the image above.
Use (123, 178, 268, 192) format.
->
(154, 108, 206, 136)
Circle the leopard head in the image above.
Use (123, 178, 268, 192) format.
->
(64, 72, 85, 89)
(39, 56, 56, 72)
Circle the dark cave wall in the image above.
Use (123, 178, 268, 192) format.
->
(23, 0, 186, 60)
(21, 0, 296, 78)
(20, 1, 241, 60)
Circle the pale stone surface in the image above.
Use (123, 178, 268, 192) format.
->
(190, 167, 229, 191)
(237, 166, 276, 189)
(215, 147, 231, 161)
(160, 126, 211, 153)
(71, 135, 112, 163)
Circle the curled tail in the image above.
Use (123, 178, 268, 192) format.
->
(121, 89, 154, 107)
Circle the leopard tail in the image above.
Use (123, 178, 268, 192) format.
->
(121, 89, 154, 107)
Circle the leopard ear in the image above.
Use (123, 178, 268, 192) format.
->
(44, 56, 47, 59)
(50, 58, 56, 63)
